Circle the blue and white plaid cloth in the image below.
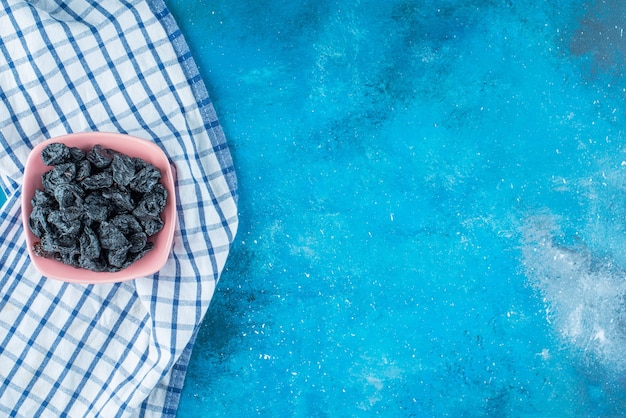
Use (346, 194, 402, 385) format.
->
(0, 0, 238, 416)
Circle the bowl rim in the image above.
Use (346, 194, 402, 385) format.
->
(21, 132, 176, 284)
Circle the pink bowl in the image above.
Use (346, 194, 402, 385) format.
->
(21, 132, 176, 284)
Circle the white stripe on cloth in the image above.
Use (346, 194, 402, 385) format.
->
(0, 0, 238, 416)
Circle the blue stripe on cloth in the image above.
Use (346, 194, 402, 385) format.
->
(0, 0, 238, 416)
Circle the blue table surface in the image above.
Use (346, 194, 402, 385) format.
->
(4, 0, 626, 416)
(166, 0, 626, 416)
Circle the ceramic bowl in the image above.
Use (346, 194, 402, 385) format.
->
(21, 132, 176, 284)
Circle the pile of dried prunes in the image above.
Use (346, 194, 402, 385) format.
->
(29, 142, 168, 272)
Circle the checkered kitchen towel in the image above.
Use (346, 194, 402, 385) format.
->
(0, 0, 237, 416)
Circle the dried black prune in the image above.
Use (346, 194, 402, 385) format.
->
(60, 206, 84, 223)
(98, 221, 129, 250)
(134, 185, 167, 219)
(133, 195, 162, 220)
(29, 206, 52, 238)
(107, 246, 130, 268)
(151, 183, 168, 210)
(47, 210, 81, 237)
(31, 142, 168, 272)
(42, 162, 76, 194)
(54, 183, 84, 209)
(76, 159, 91, 182)
(79, 226, 100, 260)
(32, 189, 56, 209)
(111, 214, 143, 235)
(53, 233, 79, 255)
(33, 241, 55, 258)
(79, 254, 107, 272)
(81, 171, 113, 190)
(130, 164, 161, 193)
(60, 252, 80, 267)
(102, 187, 135, 213)
(29, 190, 58, 238)
(69, 147, 86, 162)
(40, 233, 58, 253)
(87, 144, 114, 168)
(124, 242, 154, 266)
(141, 217, 164, 236)
(128, 231, 147, 253)
(41, 143, 71, 165)
(84, 193, 109, 223)
(132, 157, 148, 171)
(112, 154, 135, 187)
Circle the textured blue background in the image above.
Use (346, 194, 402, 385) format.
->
(5, 0, 626, 416)
(166, 0, 626, 416)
